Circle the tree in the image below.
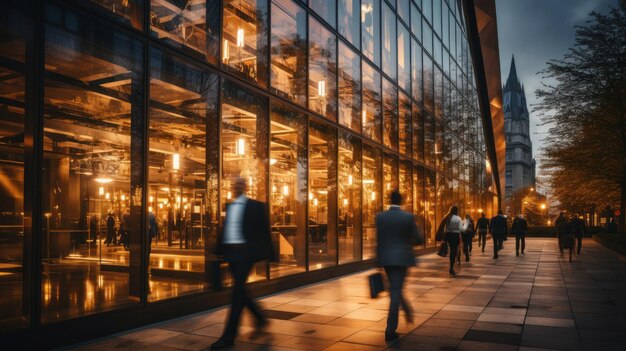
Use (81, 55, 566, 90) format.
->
(535, 0, 626, 235)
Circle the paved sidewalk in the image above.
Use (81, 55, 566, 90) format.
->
(67, 238, 626, 351)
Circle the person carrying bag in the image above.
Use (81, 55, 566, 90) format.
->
(435, 205, 466, 277)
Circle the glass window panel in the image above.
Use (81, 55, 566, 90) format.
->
(269, 102, 307, 278)
(434, 37, 442, 66)
(43, 4, 144, 322)
(270, 0, 307, 106)
(398, 23, 411, 93)
(382, 78, 398, 151)
(147, 48, 218, 301)
(221, 79, 269, 283)
(423, 22, 433, 55)
(399, 92, 411, 156)
(411, 38, 423, 103)
(433, 0, 441, 35)
(434, 66, 443, 118)
(0, 1, 29, 330)
(338, 0, 360, 47)
(423, 54, 434, 113)
(362, 143, 381, 259)
(150, 0, 219, 63)
(400, 161, 412, 214)
(338, 131, 361, 264)
(309, 16, 337, 120)
(398, 0, 410, 23)
(422, 0, 432, 24)
(361, 0, 380, 67)
(381, 3, 396, 80)
(424, 169, 436, 247)
(308, 120, 337, 270)
(90, 0, 142, 29)
(413, 165, 427, 247)
(424, 113, 435, 167)
(309, 0, 336, 28)
(362, 62, 382, 142)
(222, 0, 269, 86)
(435, 119, 444, 171)
(412, 104, 424, 163)
(410, 2, 421, 40)
(382, 154, 398, 208)
(338, 41, 361, 132)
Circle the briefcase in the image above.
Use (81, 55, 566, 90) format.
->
(368, 272, 385, 298)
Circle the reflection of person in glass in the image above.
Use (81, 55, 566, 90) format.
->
(212, 177, 273, 350)
(105, 212, 116, 245)
(148, 211, 158, 259)
(376, 190, 423, 341)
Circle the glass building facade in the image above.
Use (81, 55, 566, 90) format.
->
(0, 0, 502, 344)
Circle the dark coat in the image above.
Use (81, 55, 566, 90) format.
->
(489, 215, 508, 237)
(220, 198, 273, 263)
(376, 207, 423, 267)
(148, 212, 158, 238)
(476, 217, 489, 232)
(571, 217, 587, 238)
(511, 217, 528, 236)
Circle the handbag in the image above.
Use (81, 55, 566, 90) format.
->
(437, 241, 449, 257)
(368, 272, 385, 298)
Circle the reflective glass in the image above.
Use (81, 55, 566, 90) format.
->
(382, 154, 398, 208)
(398, 22, 411, 93)
(412, 104, 424, 163)
(148, 48, 218, 301)
(43, 3, 143, 321)
(151, 0, 219, 63)
(269, 102, 307, 277)
(382, 78, 398, 151)
(338, 131, 362, 264)
(361, 0, 380, 67)
(308, 120, 337, 270)
(338, 0, 360, 47)
(362, 62, 382, 142)
(424, 112, 435, 167)
(91, 0, 142, 29)
(338, 42, 361, 132)
(309, 17, 337, 120)
(362, 143, 381, 259)
(411, 2, 421, 40)
(399, 92, 411, 156)
(398, 0, 410, 24)
(0, 0, 30, 330)
(423, 54, 434, 113)
(270, 0, 307, 106)
(381, 3, 396, 80)
(223, 0, 269, 86)
(424, 170, 436, 247)
(400, 161, 412, 213)
(309, 0, 336, 28)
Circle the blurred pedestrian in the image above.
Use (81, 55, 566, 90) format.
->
(211, 177, 273, 350)
(376, 190, 423, 341)
(571, 214, 587, 255)
(511, 214, 528, 256)
(436, 205, 466, 277)
(489, 210, 507, 259)
(476, 212, 489, 252)
(105, 212, 116, 245)
(462, 214, 475, 262)
(556, 212, 574, 262)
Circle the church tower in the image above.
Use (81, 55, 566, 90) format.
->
(503, 56, 536, 196)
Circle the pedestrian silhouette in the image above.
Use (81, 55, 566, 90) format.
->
(436, 205, 466, 277)
(511, 214, 528, 256)
(489, 210, 507, 259)
(476, 213, 489, 252)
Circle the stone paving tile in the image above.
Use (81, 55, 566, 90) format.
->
(68, 239, 626, 351)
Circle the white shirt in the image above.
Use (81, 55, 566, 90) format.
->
(223, 195, 247, 244)
(445, 215, 468, 233)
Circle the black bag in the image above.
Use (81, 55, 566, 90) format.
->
(368, 272, 385, 298)
(437, 241, 449, 257)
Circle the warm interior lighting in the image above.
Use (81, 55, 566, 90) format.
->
(121, 194, 126, 201)
(172, 153, 180, 171)
(362, 110, 367, 124)
(270, 158, 277, 165)
(343, 198, 348, 206)
(371, 191, 376, 201)
(148, 206, 153, 212)
(95, 177, 113, 184)
(283, 185, 289, 196)
(309, 192, 313, 200)
(348, 175, 353, 185)
(313, 198, 318, 206)
(149, 196, 153, 203)
(317, 80, 326, 97)
(478, 208, 483, 213)
(159, 203, 163, 209)
(236, 28, 244, 47)
(105, 193, 110, 200)
(540, 203, 546, 210)
(363, 179, 374, 184)
(227, 191, 232, 200)
(272, 185, 277, 192)
(98, 186, 104, 196)
(236, 138, 245, 155)
(223, 39, 230, 61)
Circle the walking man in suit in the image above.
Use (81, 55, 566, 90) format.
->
(511, 214, 528, 256)
(476, 212, 489, 252)
(376, 190, 423, 341)
(489, 210, 508, 259)
(211, 177, 273, 350)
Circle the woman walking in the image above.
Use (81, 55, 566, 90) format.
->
(436, 205, 467, 277)
(462, 214, 475, 262)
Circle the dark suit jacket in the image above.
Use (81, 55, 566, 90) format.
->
(511, 218, 528, 235)
(489, 215, 508, 237)
(220, 198, 273, 263)
(376, 207, 423, 267)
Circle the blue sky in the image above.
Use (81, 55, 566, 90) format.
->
(496, 0, 619, 171)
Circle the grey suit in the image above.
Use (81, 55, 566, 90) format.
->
(376, 206, 423, 337)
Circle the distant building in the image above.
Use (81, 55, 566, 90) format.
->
(503, 56, 536, 196)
